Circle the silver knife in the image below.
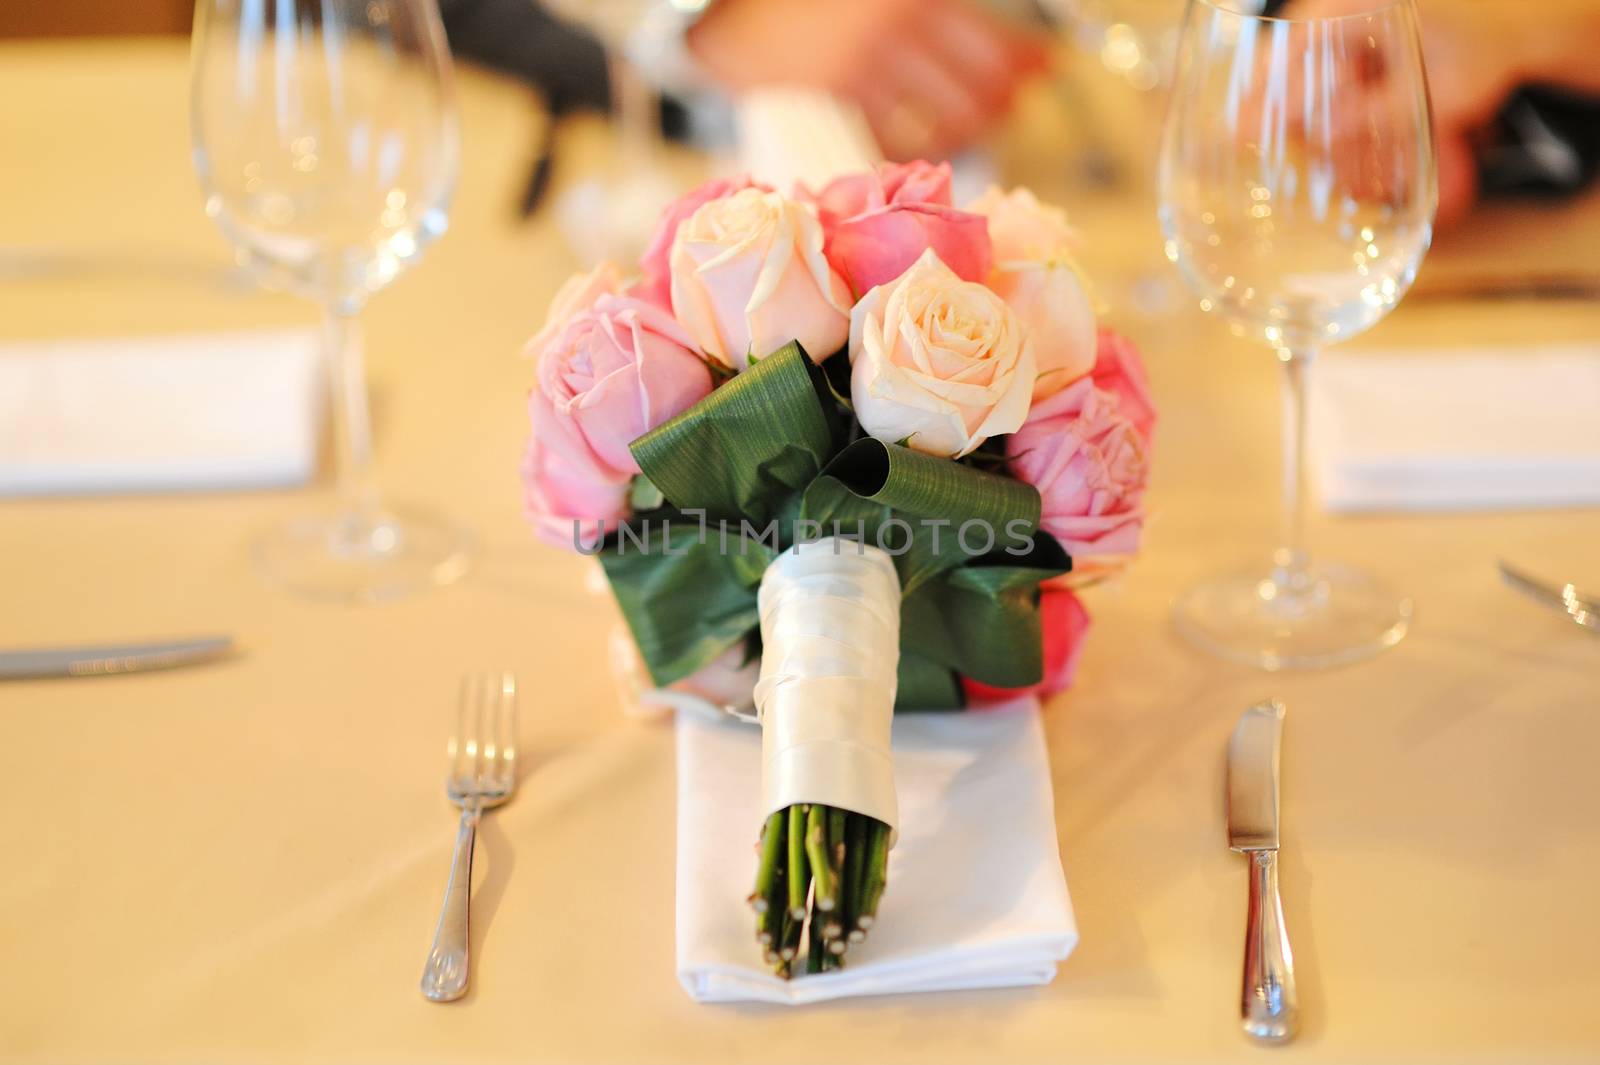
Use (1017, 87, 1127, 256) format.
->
(1227, 699, 1298, 1043)
(0, 635, 234, 679)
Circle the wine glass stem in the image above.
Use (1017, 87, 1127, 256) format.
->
(1274, 345, 1315, 596)
(324, 301, 380, 522)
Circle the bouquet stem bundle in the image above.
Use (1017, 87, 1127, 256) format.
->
(750, 805, 889, 978)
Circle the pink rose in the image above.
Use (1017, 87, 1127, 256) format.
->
(962, 588, 1091, 703)
(966, 186, 1096, 401)
(526, 261, 624, 356)
(522, 288, 714, 550)
(809, 159, 954, 221)
(635, 176, 766, 307)
(520, 436, 630, 551)
(1008, 376, 1149, 560)
(1090, 328, 1156, 444)
(531, 293, 712, 473)
(669, 187, 851, 370)
(810, 161, 992, 298)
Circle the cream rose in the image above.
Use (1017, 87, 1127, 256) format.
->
(967, 186, 1097, 401)
(668, 187, 851, 371)
(849, 249, 1036, 459)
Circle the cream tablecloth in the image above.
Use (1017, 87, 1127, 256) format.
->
(2, 38, 1598, 1065)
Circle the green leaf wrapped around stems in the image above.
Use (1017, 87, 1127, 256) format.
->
(598, 519, 773, 686)
(629, 341, 842, 529)
(801, 437, 1043, 596)
(899, 535, 1072, 689)
(896, 650, 963, 711)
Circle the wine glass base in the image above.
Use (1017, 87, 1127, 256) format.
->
(254, 502, 473, 604)
(1173, 561, 1411, 671)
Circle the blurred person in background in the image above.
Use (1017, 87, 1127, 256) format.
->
(442, 0, 1048, 164)
(1279, 0, 1600, 225)
(677, 0, 1048, 160)
(441, 0, 1600, 223)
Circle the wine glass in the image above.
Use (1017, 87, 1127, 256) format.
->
(191, 0, 470, 602)
(1158, 0, 1436, 669)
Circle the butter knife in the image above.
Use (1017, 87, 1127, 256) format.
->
(1227, 699, 1298, 1043)
(0, 635, 234, 679)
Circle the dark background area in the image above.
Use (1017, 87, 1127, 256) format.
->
(1, 0, 194, 36)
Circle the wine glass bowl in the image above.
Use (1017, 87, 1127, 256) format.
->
(191, 0, 471, 601)
(1158, 0, 1436, 669)
(1160, 0, 1434, 351)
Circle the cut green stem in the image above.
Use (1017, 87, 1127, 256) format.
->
(805, 805, 837, 911)
(827, 807, 846, 872)
(858, 818, 889, 928)
(786, 804, 808, 919)
(751, 810, 784, 913)
(842, 813, 867, 932)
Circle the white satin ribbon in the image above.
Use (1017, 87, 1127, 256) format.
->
(754, 537, 901, 837)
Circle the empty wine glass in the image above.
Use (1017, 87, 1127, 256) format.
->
(1158, 0, 1436, 668)
(191, 0, 470, 602)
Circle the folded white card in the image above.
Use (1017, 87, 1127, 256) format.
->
(1308, 345, 1600, 512)
(0, 329, 323, 497)
(675, 699, 1078, 1005)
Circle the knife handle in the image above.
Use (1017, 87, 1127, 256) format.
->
(1241, 849, 1298, 1042)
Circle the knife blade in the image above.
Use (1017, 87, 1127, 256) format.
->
(1226, 699, 1298, 1044)
(1227, 699, 1283, 852)
(0, 635, 234, 679)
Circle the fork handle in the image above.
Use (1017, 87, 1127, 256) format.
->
(420, 805, 479, 1002)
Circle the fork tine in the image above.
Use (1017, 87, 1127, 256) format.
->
(471, 673, 488, 788)
(499, 673, 518, 788)
(445, 673, 519, 800)
(450, 675, 469, 785)
(480, 673, 498, 774)
(487, 672, 504, 791)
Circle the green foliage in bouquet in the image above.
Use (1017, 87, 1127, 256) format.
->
(597, 341, 1071, 711)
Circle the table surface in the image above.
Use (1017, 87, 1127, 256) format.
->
(3, 37, 1599, 1065)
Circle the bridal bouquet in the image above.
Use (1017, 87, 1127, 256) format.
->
(520, 162, 1154, 978)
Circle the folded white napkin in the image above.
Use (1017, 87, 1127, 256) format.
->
(1308, 345, 1600, 512)
(675, 699, 1077, 1005)
(0, 329, 322, 497)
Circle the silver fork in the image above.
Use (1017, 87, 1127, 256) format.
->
(420, 673, 519, 1002)
(1498, 561, 1600, 633)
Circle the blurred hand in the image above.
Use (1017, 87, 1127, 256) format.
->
(1287, 0, 1600, 225)
(686, 0, 1049, 161)
(1286, 0, 1523, 223)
